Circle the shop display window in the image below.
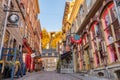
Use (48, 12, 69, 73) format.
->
(108, 44, 118, 62)
(105, 14, 111, 27)
(110, 6, 117, 21)
(116, 41, 120, 55)
(115, 0, 120, 21)
(83, 34, 88, 45)
(114, 28, 120, 41)
(101, 2, 120, 63)
(90, 22, 105, 67)
(94, 52, 99, 67)
(113, 18, 120, 41)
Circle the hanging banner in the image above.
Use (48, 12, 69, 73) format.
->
(113, 0, 120, 24)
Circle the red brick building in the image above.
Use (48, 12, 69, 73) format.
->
(20, 0, 41, 71)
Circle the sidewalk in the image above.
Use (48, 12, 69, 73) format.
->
(68, 73, 109, 80)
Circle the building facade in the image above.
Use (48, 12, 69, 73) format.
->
(77, 0, 120, 79)
(63, 0, 120, 79)
(62, 0, 83, 73)
(20, 0, 41, 72)
(41, 49, 58, 71)
(0, 0, 41, 76)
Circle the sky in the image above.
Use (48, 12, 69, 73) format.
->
(38, 0, 66, 32)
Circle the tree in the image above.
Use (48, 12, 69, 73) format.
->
(51, 31, 62, 48)
(41, 28, 50, 49)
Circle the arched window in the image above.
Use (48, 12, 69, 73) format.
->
(90, 21, 105, 67)
(101, 2, 119, 63)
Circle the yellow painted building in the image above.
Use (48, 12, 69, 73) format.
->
(62, 0, 84, 72)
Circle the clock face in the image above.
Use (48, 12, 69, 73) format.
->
(8, 13, 19, 23)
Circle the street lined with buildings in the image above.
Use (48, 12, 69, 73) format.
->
(15, 71, 108, 80)
(0, 0, 120, 80)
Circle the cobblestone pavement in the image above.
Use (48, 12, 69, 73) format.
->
(68, 73, 109, 80)
(15, 71, 82, 80)
(6, 71, 109, 80)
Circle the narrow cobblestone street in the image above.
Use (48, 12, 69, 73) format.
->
(12, 71, 108, 80)
(15, 71, 81, 80)
(0, 0, 120, 80)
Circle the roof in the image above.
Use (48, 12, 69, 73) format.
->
(41, 49, 59, 57)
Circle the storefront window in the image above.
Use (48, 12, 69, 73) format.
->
(110, 6, 117, 21)
(114, 0, 120, 23)
(101, 3, 119, 63)
(83, 34, 88, 45)
(116, 41, 120, 54)
(90, 22, 105, 67)
(108, 44, 118, 62)
(2, 0, 8, 7)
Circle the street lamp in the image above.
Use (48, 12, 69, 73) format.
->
(49, 32, 55, 54)
(0, 0, 12, 59)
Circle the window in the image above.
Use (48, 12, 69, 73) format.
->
(2, 0, 8, 7)
(86, 0, 92, 11)
(115, 0, 120, 20)
(110, 6, 117, 21)
(79, 5, 84, 15)
(105, 14, 111, 27)
(101, 3, 119, 63)
(116, 41, 120, 54)
(90, 22, 105, 67)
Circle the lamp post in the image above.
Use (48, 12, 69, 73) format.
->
(49, 32, 55, 54)
(0, 0, 12, 59)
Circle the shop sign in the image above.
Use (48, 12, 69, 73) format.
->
(74, 34, 80, 40)
(31, 53, 36, 58)
(8, 13, 19, 24)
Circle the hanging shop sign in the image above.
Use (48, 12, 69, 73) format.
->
(31, 53, 36, 58)
(70, 36, 82, 44)
(8, 13, 19, 24)
(74, 34, 80, 40)
(114, 0, 120, 24)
